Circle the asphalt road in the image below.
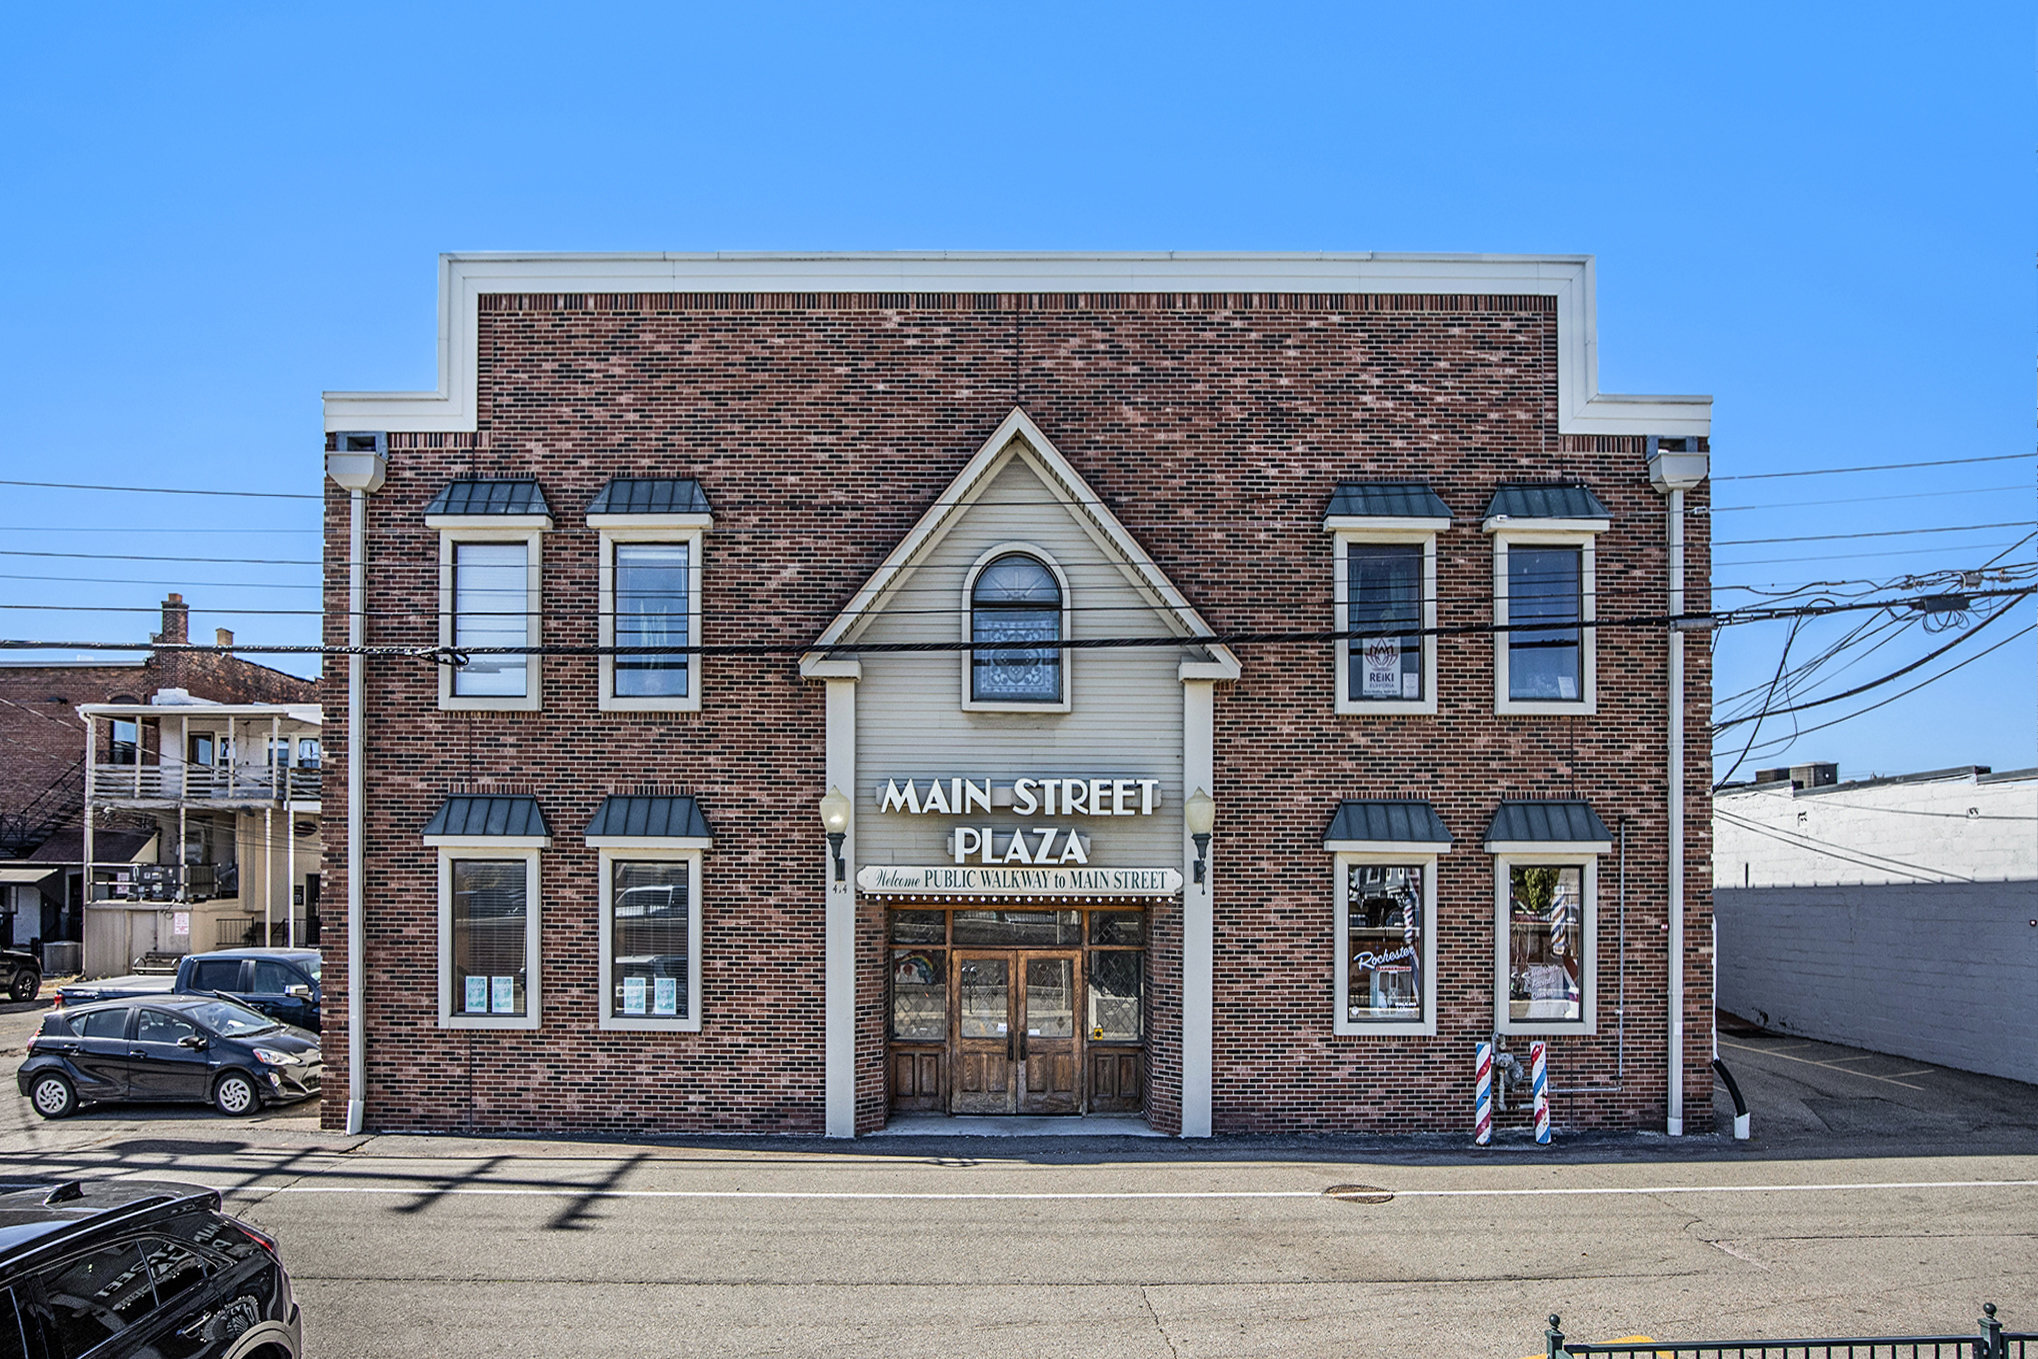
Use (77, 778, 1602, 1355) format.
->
(4, 995, 2033, 1358)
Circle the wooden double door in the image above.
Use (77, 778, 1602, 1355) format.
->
(951, 949, 1081, 1115)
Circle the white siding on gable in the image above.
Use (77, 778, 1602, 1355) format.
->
(855, 450, 1191, 867)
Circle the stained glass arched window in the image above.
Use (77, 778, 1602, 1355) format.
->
(970, 553, 1062, 703)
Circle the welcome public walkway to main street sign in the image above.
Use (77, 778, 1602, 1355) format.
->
(856, 865, 1183, 897)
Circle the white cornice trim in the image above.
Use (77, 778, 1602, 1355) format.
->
(322, 252, 1711, 437)
(799, 406, 1242, 681)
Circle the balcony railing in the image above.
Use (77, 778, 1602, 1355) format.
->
(92, 764, 323, 804)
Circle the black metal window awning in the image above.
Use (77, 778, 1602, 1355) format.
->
(424, 479, 552, 518)
(586, 478, 712, 517)
(422, 795, 551, 839)
(1482, 484, 1610, 522)
(584, 795, 711, 840)
(1484, 800, 1612, 849)
(1322, 800, 1453, 850)
(1323, 483, 1453, 521)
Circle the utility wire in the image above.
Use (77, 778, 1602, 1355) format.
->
(1713, 595, 2028, 732)
(0, 479, 321, 500)
(1715, 519, 2034, 547)
(1711, 452, 2036, 482)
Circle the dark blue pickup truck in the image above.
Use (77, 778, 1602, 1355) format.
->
(55, 948, 323, 1032)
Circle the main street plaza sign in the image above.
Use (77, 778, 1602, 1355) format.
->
(856, 864, 1183, 897)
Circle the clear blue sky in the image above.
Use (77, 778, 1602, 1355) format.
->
(2, 2, 2031, 780)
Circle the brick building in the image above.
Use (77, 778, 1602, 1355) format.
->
(320, 253, 1714, 1139)
(0, 596, 315, 962)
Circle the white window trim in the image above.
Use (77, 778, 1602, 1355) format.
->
(1332, 849, 1441, 1036)
(433, 842, 544, 1031)
(1330, 521, 1445, 715)
(437, 523, 546, 712)
(1492, 850, 1599, 1037)
(960, 541, 1073, 713)
(593, 843, 705, 1032)
(1489, 525, 1603, 716)
(596, 522, 706, 713)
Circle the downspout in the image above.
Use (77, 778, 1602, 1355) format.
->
(1648, 438, 1707, 1138)
(327, 435, 386, 1137)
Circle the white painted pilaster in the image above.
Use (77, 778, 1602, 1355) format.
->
(1181, 678, 1215, 1137)
(823, 674, 859, 1137)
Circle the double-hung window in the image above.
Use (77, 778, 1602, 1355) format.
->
(424, 795, 550, 1030)
(426, 479, 553, 712)
(1323, 800, 1451, 1035)
(1484, 484, 1609, 715)
(587, 795, 711, 1030)
(1487, 800, 1612, 1036)
(589, 478, 713, 713)
(1324, 484, 1450, 715)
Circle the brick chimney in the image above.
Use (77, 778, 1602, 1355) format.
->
(214, 627, 234, 647)
(157, 593, 188, 645)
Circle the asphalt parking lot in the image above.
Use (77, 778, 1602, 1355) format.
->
(3, 992, 2033, 1357)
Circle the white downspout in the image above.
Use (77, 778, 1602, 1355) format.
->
(1666, 486, 1686, 1136)
(1648, 439, 1707, 1138)
(328, 437, 386, 1138)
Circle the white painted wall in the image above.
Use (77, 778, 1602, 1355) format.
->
(1714, 768, 2038, 1084)
(1714, 770, 2036, 890)
(854, 454, 1190, 867)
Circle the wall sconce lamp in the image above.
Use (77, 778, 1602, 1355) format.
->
(1184, 787, 1215, 884)
(819, 785, 852, 885)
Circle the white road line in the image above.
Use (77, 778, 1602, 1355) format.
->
(1719, 1039, 1929, 1090)
(230, 1178, 2038, 1203)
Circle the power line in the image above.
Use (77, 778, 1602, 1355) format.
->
(1712, 595, 2029, 732)
(1709, 483, 2032, 514)
(1733, 621, 2035, 758)
(1710, 452, 2037, 482)
(0, 479, 321, 500)
(1715, 520, 2035, 548)
(4, 584, 2029, 659)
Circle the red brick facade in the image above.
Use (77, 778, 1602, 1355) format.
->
(321, 277, 1712, 1139)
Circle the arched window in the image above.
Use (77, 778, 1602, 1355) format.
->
(970, 553, 1062, 703)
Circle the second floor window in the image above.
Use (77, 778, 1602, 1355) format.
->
(1507, 546, 1583, 702)
(970, 553, 1062, 704)
(452, 541, 530, 698)
(613, 542, 691, 698)
(1347, 544, 1423, 702)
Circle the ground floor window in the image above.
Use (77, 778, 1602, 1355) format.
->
(598, 851, 702, 1030)
(1334, 855, 1439, 1036)
(436, 848, 543, 1030)
(1494, 857, 1596, 1034)
(886, 905, 1147, 1117)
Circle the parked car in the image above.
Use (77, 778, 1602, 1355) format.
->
(56, 947, 322, 1032)
(21, 994, 322, 1119)
(0, 948, 40, 1003)
(0, 1177, 301, 1357)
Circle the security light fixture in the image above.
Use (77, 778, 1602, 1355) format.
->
(819, 786, 852, 884)
(1184, 787, 1215, 884)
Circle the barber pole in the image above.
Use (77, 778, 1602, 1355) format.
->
(1474, 1041, 1493, 1146)
(1531, 1040, 1550, 1144)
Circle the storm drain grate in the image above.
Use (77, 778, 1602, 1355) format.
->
(1322, 1184, 1394, 1204)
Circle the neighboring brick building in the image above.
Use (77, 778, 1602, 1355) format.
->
(0, 595, 316, 958)
(320, 253, 1714, 1139)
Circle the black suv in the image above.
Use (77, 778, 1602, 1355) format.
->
(20, 997, 321, 1120)
(0, 951, 39, 1005)
(0, 1178, 300, 1357)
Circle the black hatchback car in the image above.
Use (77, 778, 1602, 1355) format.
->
(0, 951, 40, 1005)
(0, 1178, 300, 1357)
(19, 996, 321, 1120)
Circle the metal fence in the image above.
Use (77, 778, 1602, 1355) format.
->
(1545, 1303, 2030, 1359)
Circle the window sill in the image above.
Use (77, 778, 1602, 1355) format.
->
(439, 692, 542, 714)
(1335, 697, 1438, 717)
(438, 1014, 541, 1031)
(1332, 1018, 1438, 1037)
(598, 1015, 703, 1033)
(599, 693, 702, 714)
(1495, 697, 1597, 717)
(962, 698, 1072, 714)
